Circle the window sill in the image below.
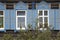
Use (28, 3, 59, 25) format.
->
(16, 28, 25, 30)
(0, 28, 4, 30)
(39, 28, 47, 30)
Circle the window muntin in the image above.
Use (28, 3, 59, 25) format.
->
(16, 10, 26, 30)
(0, 11, 4, 28)
(38, 10, 49, 28)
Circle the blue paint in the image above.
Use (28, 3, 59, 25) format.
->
(15, 2, 27, 10)
(32, 2, 35, 9)
(54, 10, 60, 30)
(54, 10, 56, 30)
(0, 1, 60, 32)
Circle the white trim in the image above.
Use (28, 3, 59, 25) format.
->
(48, 10, 49, 27)
(0, 10, 5, 30)
(39, 28, 47, 30)
(17, 16, 26, 17)
(16, 10, 27, 30)
(0, 15, 4, 17)
(38, 10, 49, 30)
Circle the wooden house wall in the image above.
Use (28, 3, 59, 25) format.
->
(0, 1, 60, 32)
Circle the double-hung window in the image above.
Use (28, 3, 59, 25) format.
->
(38, 10, 49, 30)
(16, 10, 27, 30)
(0, 11, 4, 30)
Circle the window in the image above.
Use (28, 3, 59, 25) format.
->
(28, 3, 36, 9)
(17, 11, 25, 16)
(38, 10, 49, 30)
(0, 11, 4, 29)
(28, 3, 32, 9)
(39, 11, 42, 16)
(33, 3, 36, 9)
(6, 3, 14, 9)
(16, 10, 26, 30)
(51, 3, 59, 9)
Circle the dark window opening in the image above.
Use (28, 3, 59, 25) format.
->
(0, 11, 3, 15)
(51, 3, 59, 9)
(6, 4, 14, 9)
(28, 3, 36, 9)
(28, 3, 32, 9)
(17, 11, 25, 16)
(34, 4, 36, 9)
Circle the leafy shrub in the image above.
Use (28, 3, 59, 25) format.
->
(3, 34, 13, 40)
(16, 29, 52, 40)
(27, 24, 32, 30)
(56, 31, 60, 40)
(35, 29, 52, 40)
(16, 31, 27, 40)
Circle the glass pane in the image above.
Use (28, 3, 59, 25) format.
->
(0, 11, 3, 15)
(44, 17, 48, 28)
(44, 17, 48, 23)
(17, 11, 25, 16)
(17, 17, 25, 28)
(39, 17, 43, 28)
(0, 17, 3, 28)
(44, 11, 48, 15)
(44, 23, 48, 28)
(39, 23, 43, 28)
(39, 11, 42, 16)
(39, 17, 43, 23)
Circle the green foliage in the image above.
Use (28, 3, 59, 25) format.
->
(56, 31, 60, 40)
(16, 29, 52, 40)
(2, 30, 52, 40)
(17, 30, 39, 40)
(35, 30, 51, 40)
(28, 24, 32, 30)
(16, 19, 52, 40)
(2, 19, 53, 40)
(3, 34, 13, 40)
(16, 30, 27, 40)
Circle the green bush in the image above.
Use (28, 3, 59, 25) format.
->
(35, 30, 52, 40)
(16, 21, 52, 40)
(16, 31, 27, 40)
(16, 29, 52, 40)
(56, 31, 60, 40)
(3, 34, 13, 40)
